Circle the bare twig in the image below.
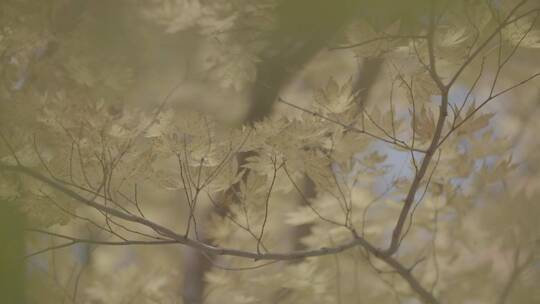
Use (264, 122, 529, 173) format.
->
(330, 35, 426, 51)
(277, 97, 427, 153)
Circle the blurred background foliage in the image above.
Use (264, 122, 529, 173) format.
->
(0, 0, 539, 303)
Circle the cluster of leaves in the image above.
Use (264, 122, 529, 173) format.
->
(0, 0, 539, 303)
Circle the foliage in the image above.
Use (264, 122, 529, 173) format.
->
(0, 0, 539, 303)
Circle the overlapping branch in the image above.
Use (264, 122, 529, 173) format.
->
(3, 1, 539, 304)
(0, 162, 439, 304)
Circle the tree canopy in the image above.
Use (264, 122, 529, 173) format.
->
(1, 0, 539, 303)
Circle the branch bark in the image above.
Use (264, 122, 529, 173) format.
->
(386, 10, 449, 255)
(0, 163, 439, 303)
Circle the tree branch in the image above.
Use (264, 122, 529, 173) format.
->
(2, 163, 439, 303)
(385, 10, 449, 255)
